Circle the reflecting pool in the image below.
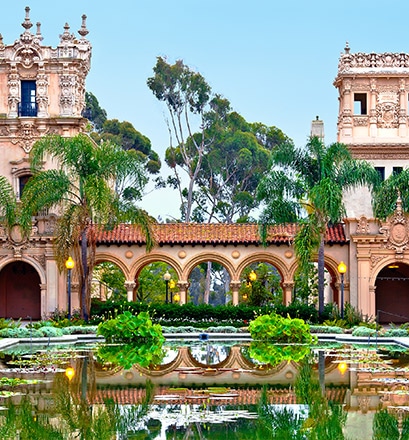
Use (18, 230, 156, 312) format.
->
(0, 338, 408, 439)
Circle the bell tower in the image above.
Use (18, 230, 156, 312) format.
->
(334, 42, 409, 181)
(0, 6, 91, 197)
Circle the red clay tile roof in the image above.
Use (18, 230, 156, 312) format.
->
(94, 223, 347, 246)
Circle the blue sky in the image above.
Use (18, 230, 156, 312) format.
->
(3, 1, 409, 220)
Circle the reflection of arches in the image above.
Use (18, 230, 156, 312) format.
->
(375, 262, 409, 323)
(0, 261, 41, 319)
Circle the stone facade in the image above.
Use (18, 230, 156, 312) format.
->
(335, 43, 409, 322)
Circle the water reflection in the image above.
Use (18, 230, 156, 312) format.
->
(0, 341, 409, 438)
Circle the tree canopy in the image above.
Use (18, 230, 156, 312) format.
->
(84, 92, 161, 175)
(20, 134, 154, 320)
(148, 57, 291, 223)
(257, 136, 380, 315)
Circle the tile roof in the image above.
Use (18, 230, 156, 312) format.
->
(94, 223, 347, 246)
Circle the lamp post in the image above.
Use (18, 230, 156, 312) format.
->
(163, 271, 171, 304)
(337, 261, 347, 319)
(169, 279, 176, 303)
(65, 256, 75, 319)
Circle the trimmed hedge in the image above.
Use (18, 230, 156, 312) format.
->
(90, 300, 319, 327)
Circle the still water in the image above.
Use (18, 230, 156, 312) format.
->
(0, 338, 408, 439)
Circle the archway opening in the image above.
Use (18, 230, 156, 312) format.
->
(92, 262, 127, 302)
(137, 262, 178, 304)
(0, 261, 41, 319)
(376, 262, 409, 324)
(188, 261, 230, 306)
(239, 262, 283, 306)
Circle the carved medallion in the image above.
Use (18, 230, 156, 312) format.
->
(379, 195, 409, 254)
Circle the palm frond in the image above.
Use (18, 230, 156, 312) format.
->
(0, 176, 17, 228)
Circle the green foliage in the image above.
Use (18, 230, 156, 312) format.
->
(257, 386, 305, 439)
(373, 409, 400, 440)
(96, 342, 165, 370)
(249, 341, 310, 367)
(249, 312, 315, 343)
(258, 136, 379, 316)
(310, 325, 344, 334)
(90, 300, 320, 327)
(19, 134, 154, 321)
(97, 311, 164, 344)
(351, 326, 379, 337)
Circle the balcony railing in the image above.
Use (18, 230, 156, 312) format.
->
(18, 102, 38, 117)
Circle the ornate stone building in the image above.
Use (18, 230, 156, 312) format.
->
(335, 43, 409, 323)
(1, 10, 409, 323)
(0, 7, 91, 319)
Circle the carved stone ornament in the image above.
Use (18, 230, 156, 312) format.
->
(376, 102, 399, 128)
(379, 195, 409, 254)
(356, 216, 370, 234)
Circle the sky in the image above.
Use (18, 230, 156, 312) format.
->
(3, 1, 409, 220)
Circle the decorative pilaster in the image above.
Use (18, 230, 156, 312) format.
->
(177, 281, 189, 305)
(124, 281, 136, 302)
(229, 281, 242, 306)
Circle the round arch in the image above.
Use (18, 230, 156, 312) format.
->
(372, 259, 409, 323)
(94, 253, 131, 280)
(129, 253, 184, 281)
(237, 252, 290, 282)
(183, 252, 235, 281)
(0, 259, 42, 319)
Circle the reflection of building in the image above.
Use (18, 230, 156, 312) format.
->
(1, 10, 409, 323)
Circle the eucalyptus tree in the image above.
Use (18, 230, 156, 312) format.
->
(20, 134, 154, 321)
(193, 102, 290, 223)
(147, 56, 212, 222)
(257, 136, 379, 316)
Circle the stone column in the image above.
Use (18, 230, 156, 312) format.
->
(399, 79, 407, 137)
(369, 78, 378, 137)
(177, 281, 189, 305)
(229, 281, 241, 306)
(124, 281, 136, 302)
(39, 283, 47, 319)
(282, 282, 294, 306)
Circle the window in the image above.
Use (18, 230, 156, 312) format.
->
(18, 174, 31, 199)
(354, 93, 367, 115)
(19, 81, 37, 117)
(393, 167, 403, 176)
(375, 167, 385, 181)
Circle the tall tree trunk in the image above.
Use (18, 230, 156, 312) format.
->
(318, 236, 325, 317)
(81, 229, 89, 322)
(204, 261, 211, 304)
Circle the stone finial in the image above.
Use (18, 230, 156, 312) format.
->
(21, 6, 33, 31)
(36, 22, 43, 41)
(78, 14, 89, 39)
(344, 41, 350, 54)
(60, 22, 75, 44)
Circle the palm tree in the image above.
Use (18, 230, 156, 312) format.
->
(0, 176, 17, 228)
(373, 168, 409, 219)
(257, 136, 379, 316)
(20, 134, 155, 321)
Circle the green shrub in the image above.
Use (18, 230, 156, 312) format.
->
(351, 326, 380, 337)
(37, 326, 64, 337)
(249, 313, 315, 343)
(383, 328, 409, 337)
(310, 325, 344, 334)
(206, 326, 238, 333)
(97, 311, 164, 344)
(0, 328, 43, 338)
(62, 325, 98, 335)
